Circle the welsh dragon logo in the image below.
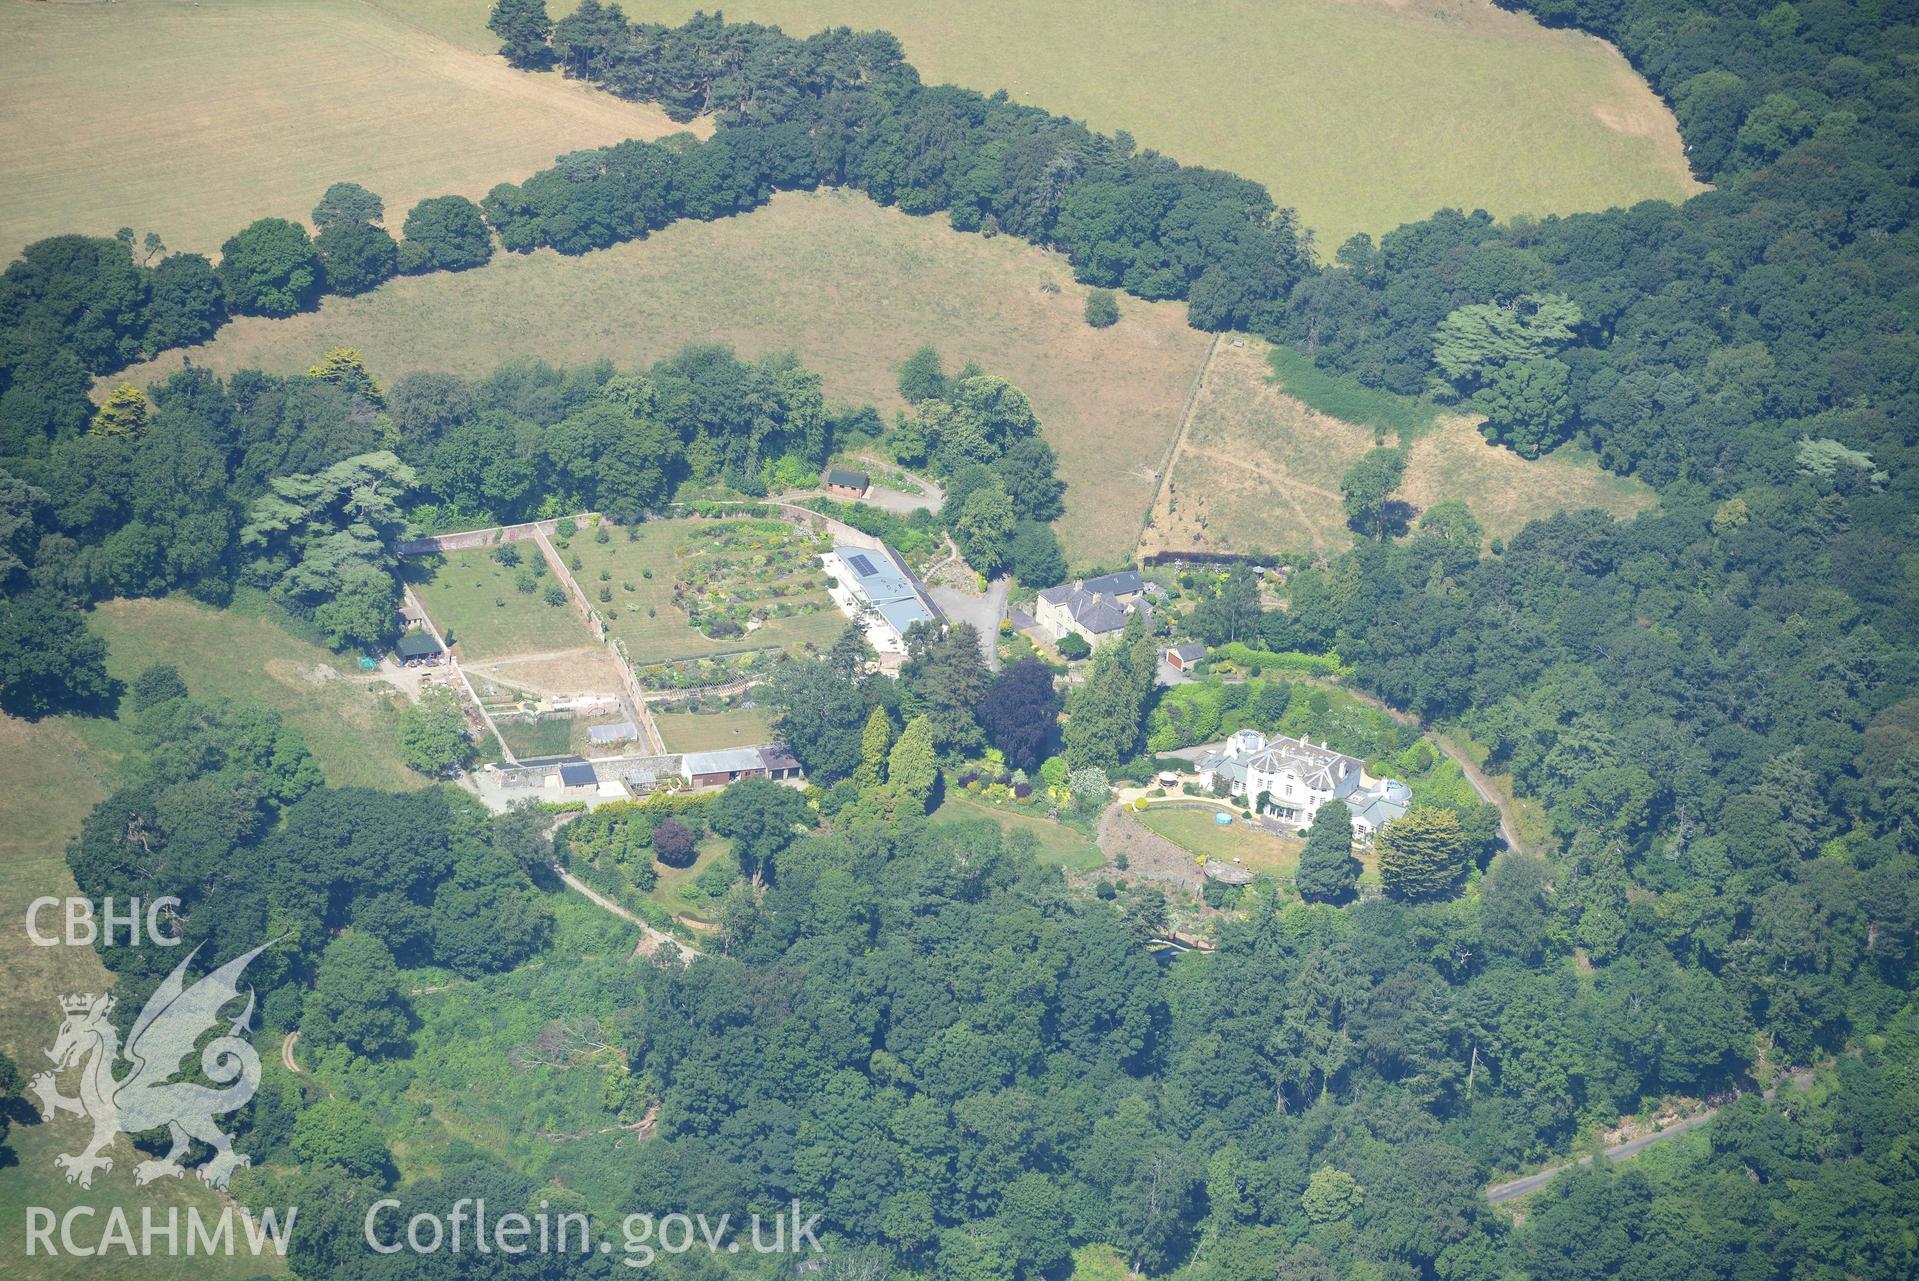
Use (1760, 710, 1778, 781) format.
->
(30, 939, 274, 1190)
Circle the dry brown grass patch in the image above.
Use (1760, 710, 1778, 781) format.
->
(0, 0, 692, 257)
(119, 190, 1211, 564)
(1139, 338, 1656, 558)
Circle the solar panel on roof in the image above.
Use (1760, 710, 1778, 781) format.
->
(847, 553, 876, 576)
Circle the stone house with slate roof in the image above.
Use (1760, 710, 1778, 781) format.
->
(1036, 570, 1148, 649)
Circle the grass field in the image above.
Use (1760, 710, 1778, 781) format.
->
(0, 592, 426, 1276)
(88, 594, 416, 789)
(117, 189, 1211, 564)
(0, 594, 414, 1060)
(0, 717, 112, 1063)
(654, 707, 776, 754)
(1141, 339, 1656, 558)
(1138, 805, 1304, 877)
(932, 794, 1105, 870)
(0, 0, 691, 258)
(596, 0, 1703, 249)
(411, 547, 599, 661)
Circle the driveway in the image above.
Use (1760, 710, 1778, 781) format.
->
(848, 454, 944, 513)
(928, 575, 1010, 669)
(861, 484, 936, 516)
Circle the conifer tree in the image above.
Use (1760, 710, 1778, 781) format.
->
(1295, 800, 1359, 903)
(1377, 807, 1469, 901)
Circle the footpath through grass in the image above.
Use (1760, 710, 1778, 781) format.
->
(1142, 339, 1656, 559)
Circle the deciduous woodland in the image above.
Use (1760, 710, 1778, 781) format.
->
(0, 0, 1915, 1277)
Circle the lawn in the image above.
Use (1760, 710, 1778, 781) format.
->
(1141, 338, 1655, 559)
(932, 793, 1105, 870)
(0, 0, 688, 258)
(0, 716, 113, 1063)
(654, 706, 777, 754)
(1399, 418, 1656, 549)
(646, 836, 736, 923)
(117, 189, 1212, 565)
(575, 518, 845, 664)
(410, 546, 600, 661)
(0, 593, 415, 1061)
(0, 1122, 291, 1278)
(608, 0, 1701, 250)
(86, 594, 416, 790)
(1138, 805, 1305, 878)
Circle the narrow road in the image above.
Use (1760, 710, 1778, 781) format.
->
(1434, 734, 1527, 855)
(1485, 1111, 1717, 1203)
(1485, 1071, 1813, 1204)
(1294, 674, 1533, 857)
(280, 1031, 303, 1075)
(552, 864, 696, 965)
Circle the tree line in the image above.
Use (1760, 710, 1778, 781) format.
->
(0, 343, 920, 689)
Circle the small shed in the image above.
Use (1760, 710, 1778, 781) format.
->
(397, 632, 443, 660)
(757, 743, 804, 781)
(823, 467, 870, 498)
(1165, 642, 1207, 672)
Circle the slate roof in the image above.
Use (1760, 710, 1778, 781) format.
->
(1036, 583, 1134, 634)
(1080, 569, 1145, 598)
(1349, 779, 1413, 829)
(1168, 642, 1207, 661)
(558, 761, 598, 788)
(825, 467, 869, 490)
(758, 743, 802, 772)
(1199, 731, 1363, 793)
(396, 632, 442, 658)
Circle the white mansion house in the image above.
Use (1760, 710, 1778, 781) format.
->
(1194, 729, 1411, 839)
